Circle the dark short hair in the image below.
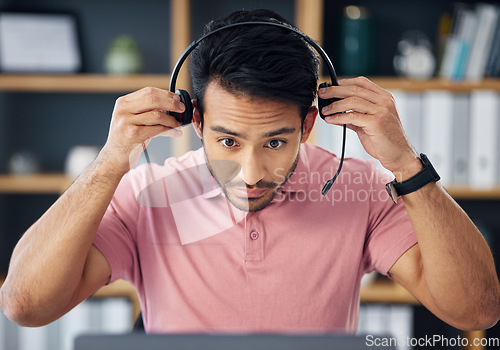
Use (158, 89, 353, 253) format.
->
(190, 9, 319, 125)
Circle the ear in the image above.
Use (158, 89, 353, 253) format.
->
(192, 99, 203, 139)
(300, 106, 318, 143)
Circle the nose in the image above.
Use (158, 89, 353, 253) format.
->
(238, 148, 266, 186)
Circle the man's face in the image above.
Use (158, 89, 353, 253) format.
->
(193, 82, 316, 212)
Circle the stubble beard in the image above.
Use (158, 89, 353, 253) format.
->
(204, 148, 301, 212)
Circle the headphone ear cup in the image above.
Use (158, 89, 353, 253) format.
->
(170, 89, 193, 125)
(318, 82, 341, 120)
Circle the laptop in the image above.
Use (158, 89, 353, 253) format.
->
(74, 333, 396, 350)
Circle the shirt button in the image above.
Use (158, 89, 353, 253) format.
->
(250, 231, 259, 240)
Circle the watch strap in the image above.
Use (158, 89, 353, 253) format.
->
(386, 153, 440, 202)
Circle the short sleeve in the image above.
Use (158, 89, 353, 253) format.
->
(92, 171, 140, 284)
(363, 164, 418, 276)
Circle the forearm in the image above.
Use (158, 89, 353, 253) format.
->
(0, 150, 124, 323)
(402, 180, 500, 327)
(318, 77, 500, 328)
(0, 87, 184, 326)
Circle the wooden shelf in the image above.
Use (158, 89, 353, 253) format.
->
(446, 186, 500, 200)
(322, 77, 500, 92)
(2, 174, 500, 200)
(0, 74, 171, 93)
(372, 77, 500, 92)
(0, 174, 73, 194)
(0, 74, 498, 93)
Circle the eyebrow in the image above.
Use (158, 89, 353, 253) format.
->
(210, 126, 245, 138)
(210, 126, 296, 139)
(262, 127, 296, 138)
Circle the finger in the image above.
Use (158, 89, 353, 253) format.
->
(338, 76, 393, 98)
(319, 83, 388, 106)
(136, 124, 182, 142)
(118, 87, 186, 115)
(122, 86, 179, 105)
(321, 96, 379, 117)
(323, 111, 370, 129)
(128, 110, 182, 129)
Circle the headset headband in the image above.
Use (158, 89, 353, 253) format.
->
(169, 21, 339, 93)
(164, 20, 345, 196)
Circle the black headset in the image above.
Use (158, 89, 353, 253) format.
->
(158, 21, 346, 195)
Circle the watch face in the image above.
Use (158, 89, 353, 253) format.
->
(385, 182, 399, 204)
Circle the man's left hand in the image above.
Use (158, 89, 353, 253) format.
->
(318, 76, 421, 180)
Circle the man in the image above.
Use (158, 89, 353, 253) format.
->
(1, 9, 499, 333)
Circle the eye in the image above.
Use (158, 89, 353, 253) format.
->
(266, 139, 285, 149)
(219, 138, 238, 148)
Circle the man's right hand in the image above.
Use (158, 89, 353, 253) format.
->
(101, 87, 186, 175)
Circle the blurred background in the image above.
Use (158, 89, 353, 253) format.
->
(0, 0, 499, 349)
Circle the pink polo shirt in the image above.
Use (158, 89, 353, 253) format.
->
(93, 143, 417, 334)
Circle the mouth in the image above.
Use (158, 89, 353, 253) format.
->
(228, 187, 270, 199)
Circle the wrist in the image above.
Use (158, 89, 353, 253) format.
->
(96, 146, 131, 179)
(392, 154, 423, 182)
(386, 153, 441, 203)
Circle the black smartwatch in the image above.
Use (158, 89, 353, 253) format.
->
(385, 153, 440, 204)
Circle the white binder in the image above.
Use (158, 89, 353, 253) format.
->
(469, 91, 499, 188)
(422, 91, 454, 186)
(451, 94, 470, 186)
